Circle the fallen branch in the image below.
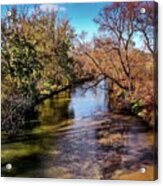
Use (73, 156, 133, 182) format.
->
(34, 76, 94, 105)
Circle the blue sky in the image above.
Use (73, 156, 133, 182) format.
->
(61, 2, 111, 40)
(1, 2, 143, 48)
(1, 2, 110, 41)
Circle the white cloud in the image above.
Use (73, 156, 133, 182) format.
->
(40, 4, 66, 12)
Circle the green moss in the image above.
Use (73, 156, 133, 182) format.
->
(1, 142, 43, 163)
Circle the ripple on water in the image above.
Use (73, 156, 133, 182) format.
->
(1, 80, 156, 180)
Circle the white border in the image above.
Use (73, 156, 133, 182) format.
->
(1, 0, 162, 186)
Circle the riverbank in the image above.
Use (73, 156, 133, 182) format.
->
(112, 165, 156, 181)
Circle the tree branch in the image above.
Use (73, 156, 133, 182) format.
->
(84, 52, 129, 91)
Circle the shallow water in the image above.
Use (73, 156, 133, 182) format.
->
(1, 80, 155, 180)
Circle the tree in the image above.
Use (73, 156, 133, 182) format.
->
(92, 2, 157, 90)
(1, 5, 76, 134)
(71, 2, 156, 124)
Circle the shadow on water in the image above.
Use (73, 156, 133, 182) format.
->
(1, 79, 156, 179)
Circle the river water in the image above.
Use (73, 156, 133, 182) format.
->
(1, 80, 155, 180)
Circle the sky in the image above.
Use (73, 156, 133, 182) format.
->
(1, 2, 110, 41)
(1, 2, 144, 48)
(60, 2, 111, 40)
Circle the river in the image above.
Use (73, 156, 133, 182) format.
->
(1, 80, 156, 180)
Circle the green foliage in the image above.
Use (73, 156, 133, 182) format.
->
(131, 99, 144, 114)
(1, 6, 76, 135)
(2, 33, 42, 99)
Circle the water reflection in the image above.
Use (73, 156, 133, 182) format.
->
(1, 80, 155, 180)
(69, 79, 108, 120)
(37, 91, 74, 125)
